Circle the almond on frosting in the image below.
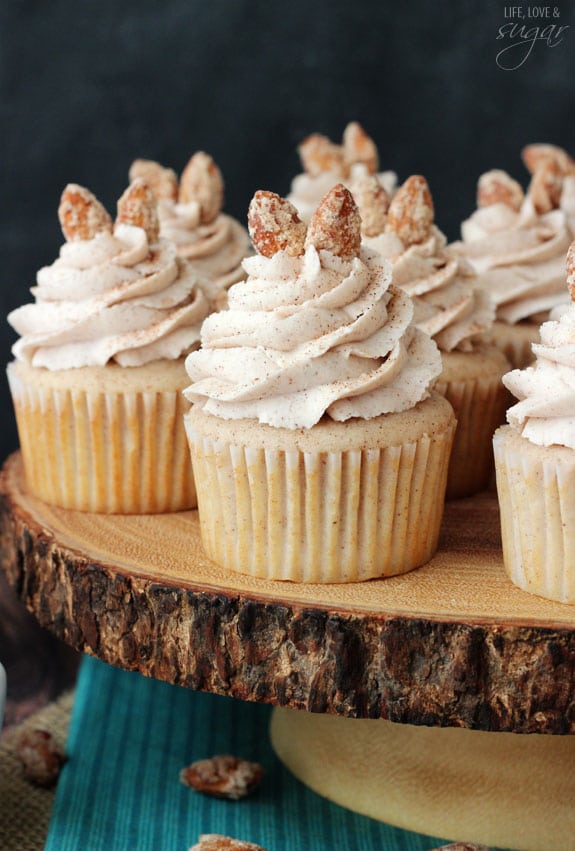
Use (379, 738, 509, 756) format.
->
(179, 151, 224, 223)
(477, 170, 524, 213)
(351, 173, 389, 237)
(248, 191, 306, 257)
(342, 121, 379, 174)
(522, 142, 575, 177)
(298, 133, 347, 178)
(385, 175, 434, 246)
(305, 183, 361, 259)
(116, 178, 160, 243)
(58, 184, 113, 242)
(129, 159, 179, 201)
(528, 159, 564, 215)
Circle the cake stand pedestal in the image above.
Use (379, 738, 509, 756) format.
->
(1, 452, 575, 851)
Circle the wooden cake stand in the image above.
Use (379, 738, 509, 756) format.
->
(2, 451, 575, 851)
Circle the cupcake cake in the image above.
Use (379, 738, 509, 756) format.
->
(286, 122, 397, 223)
(184, 184, 456, 583)
(129, 152, 251, 309)
(494, 240, 575, 603)
(451, 160, 572, 370)
(352, 173, 509, 499)
(7, 180, 210, 513)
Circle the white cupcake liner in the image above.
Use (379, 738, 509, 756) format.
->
(494, 426, 575, 603)
(8, 368, 195, 513)
(436, 365, 508, 500)
(185, 420, 455, 583)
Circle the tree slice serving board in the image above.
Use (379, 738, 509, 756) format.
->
(2, 451, 575, 734)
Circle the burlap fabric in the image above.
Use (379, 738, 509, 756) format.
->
(0, 690, 73, 850)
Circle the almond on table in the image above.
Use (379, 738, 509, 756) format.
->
(180, 754, 264, 800)
(189, 836, 267, 851)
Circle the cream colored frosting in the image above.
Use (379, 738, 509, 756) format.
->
(288, 164, 397, 224)
(158, 200, 251, 303)
(504, 303, 575, 448)
(184, 244, 441, 429)
(561, 176, 575, 236)
(451, 198, 572, 324)
(8, 223, 210, 370)
(365, 226, 494, 352)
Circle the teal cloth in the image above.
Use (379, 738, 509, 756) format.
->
(46, 656, 484, 850)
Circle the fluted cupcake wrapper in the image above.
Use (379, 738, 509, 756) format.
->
(185, 419, 455, 583)
(435, 354, 509, 500)
(8, 368, 195, 513)
(494, 426, 575, 604)
(489, 320, 538, 371)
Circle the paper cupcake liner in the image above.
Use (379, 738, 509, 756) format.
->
(489, 321, 538, 371)
(435, 357, 509, 500)
(494, 427, 575, 604)
(185, 420, 455, 583)
(8, 369, 195, 513)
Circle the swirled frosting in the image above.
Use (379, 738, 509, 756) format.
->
(158, 200, 251, 304)
(288, 165, 397, 225)
(451, 198, 572, 324)
(184, 244, 442, 429)
(9, 223, 210, 369)
(504, 303, 575, 448)
(364, 226, 494, 352)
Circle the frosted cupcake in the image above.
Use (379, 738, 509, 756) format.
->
(184, 185, 456, 583)
(353, 173, 509, 499)
(494, 240, 575, 603)
(7, 180, 209, 513)
(287, 122, 397, 223)
(451, 163, 572, 370)
(129, 152, 251, 309)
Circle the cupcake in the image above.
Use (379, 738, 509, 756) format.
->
(184, 185, 456, 583)
(7, 180, 210, 513)
(451, 160, 572, 370)
(129, 152, 251, 309)
(286, 122, 397, 223)
(494, 240, 575, 603)
(352, 173, 509, 499)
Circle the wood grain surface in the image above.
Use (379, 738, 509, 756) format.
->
(2, 451, 575, 733)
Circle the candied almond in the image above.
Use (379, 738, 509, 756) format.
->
(58, 184, 113, 242)
(15, 727, 66, 787)
(522, 143, 575, 176)
(179, 151, 224, 223)
(298, 133, 347, 177)
(248, 190, 306, 258)
(305, 183, 361, 259)
(385, 175, 434, 246)
(129, 158, 179, 201)
(189, 835, 267, 851)
(429, 844, 491, 851)
(528, 160, 564, 214)
(477, 170, 524, 212)
(352, 173, 389, 237)
(180, 754, 264, 800)
(116, 178, 160, 242)
(342, 121, 379, 174)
